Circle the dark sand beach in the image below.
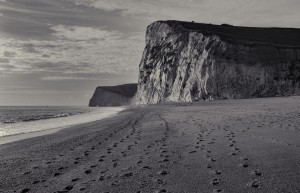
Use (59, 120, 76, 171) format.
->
(0, 97, 299, 193)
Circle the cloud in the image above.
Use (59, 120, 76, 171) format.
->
(0, 24, 144, 80)
(3, 51, 16, 57)
(22, 43, 41, 54)
(0, 0, 145, 41)
(0, 58, 9, 63)
(72, 0, 300, 27)
(50, 25, 122, 41)
(41, 75, 99, 81)
(0, 64, 16, 72)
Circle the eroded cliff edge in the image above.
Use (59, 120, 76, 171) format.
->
(89, 84, 137, 106)
(135, 20, 300, 104)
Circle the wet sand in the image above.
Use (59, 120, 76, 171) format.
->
(0, 97, 299, 193)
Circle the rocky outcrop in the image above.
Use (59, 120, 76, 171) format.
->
(135, 20, 300, 104)
(89, 84, 137, 106)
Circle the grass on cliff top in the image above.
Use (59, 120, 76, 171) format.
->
(163, 20, 300, 47)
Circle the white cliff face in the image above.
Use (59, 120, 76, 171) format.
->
(135, 21, 300, 104)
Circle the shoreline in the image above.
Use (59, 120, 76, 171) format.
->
(0, 106, 126, 145)
(0, 97, 299, 193)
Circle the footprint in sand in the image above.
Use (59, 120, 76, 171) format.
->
(212, 178, 220, 185)
(154, 189, 167, 193)
(252, 170, 262, 176)
(239, 163, 249, 168)
(213, 170, 221, 175)
(240, 156, 248, 161)
(84, 151, 90, 156)
(63, 185, 73, 191)
(98, 176, 105, 181)
(79, 187, 87, 191)
(250, 180, 260, 188)
(21, 188, 30, 193)
(155, 178, 164, 184)
(111, 180, 119, 186)
(158, 171, 168, 175)
(54, 172, 61, 177)
(71, 178, 80, 182)
(120, 172, 133, 178)
(213, 189, 224, 193)
(32, 180, 40, 184)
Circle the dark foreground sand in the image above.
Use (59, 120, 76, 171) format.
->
(0, 97, 299, 193)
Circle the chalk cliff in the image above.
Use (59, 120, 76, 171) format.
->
(89, 84, 137, 107)
(135, 20, 300, 104)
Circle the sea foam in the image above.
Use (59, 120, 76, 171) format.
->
(0, 107, 125, 138)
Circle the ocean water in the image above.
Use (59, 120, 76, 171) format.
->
(0, 106, 125, 138)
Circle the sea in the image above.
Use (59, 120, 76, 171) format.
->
(0, 106, 124, 139)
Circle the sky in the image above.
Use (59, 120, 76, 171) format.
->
(0, 0, 300, 106)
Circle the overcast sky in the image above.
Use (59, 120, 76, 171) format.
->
(0, 0, 300, 106)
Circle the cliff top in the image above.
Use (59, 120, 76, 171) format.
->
(154, 20, 300, 47)
(95, 84, 137, 98)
